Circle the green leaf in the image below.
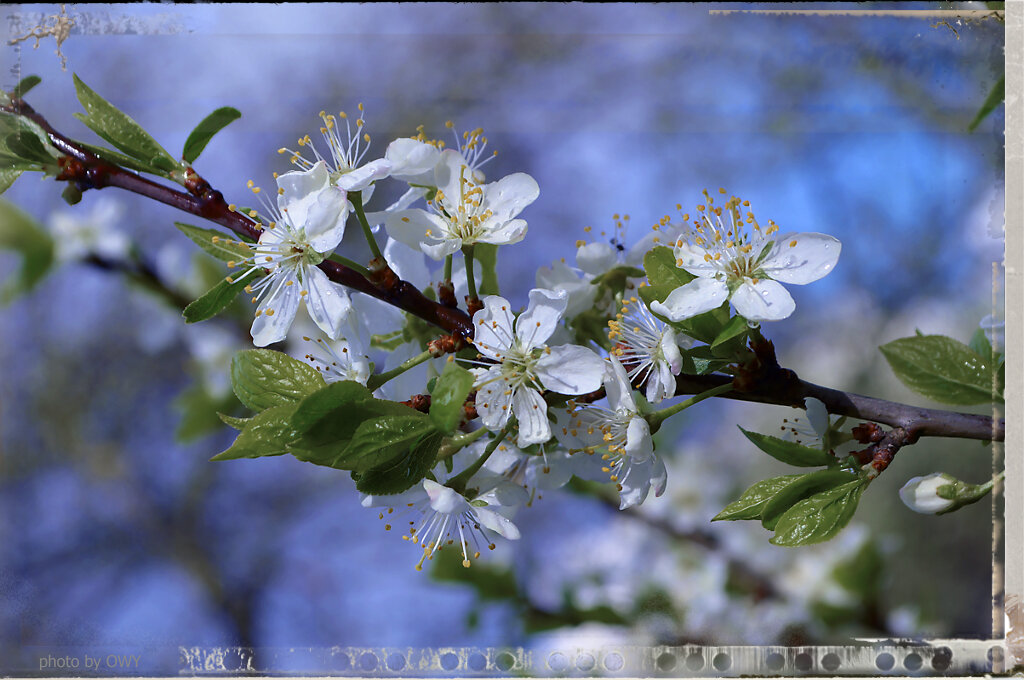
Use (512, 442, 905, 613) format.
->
(343, 415, 436, 472)
(61, 184, 82, 206)
(287, 384, 420, 468)
(291, 379, 375, 431)
(879, 334, 997, 404)
(968, 74, 1004, 132)
(968, 326, 993, 358)
(681, 304, 732, 345)
(639, 246, 695, 308)
(230, 348, 325, 412)
(475, 242, 500, 295)
(770, 480, 866, 546)
(13, 75, 41, 98)
(182, 107, 242, 164)
(0, 198, 55, 303)
(712, 474, 805, 521)
(5, 131, 56, 164)
(832, 540, 883, 597)
(710, 314, 749, 352)
(739, 427, 836, 467)
(210, 403, 299, 461)
(175, 221, 254, 263)
(72, 74, 177, 170)
(429, 361, 475, 434)
(77, 141, 168, 175)
(591, 264, 645, 293)
(218, 412, 252, 430)
(356, 431, 443, 495)
(760, 469, 858, 531)
(183, 274, 250, 323)
(0, 167, 23, 195)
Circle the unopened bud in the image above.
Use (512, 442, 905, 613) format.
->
(898, 472, 994, 515)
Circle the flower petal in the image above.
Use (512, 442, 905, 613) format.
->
(472, 295, 516, 360)
(386, 138, 442, 180)
(302, 265, 352, 339)
(383, 209, 448, 252)
(424, 479, 470, 514)
(476, 218, 528, 246)
(277, 161, 331, 227)
(481, 172, 540, 224)
(475, 370, 514, 431)
(473, 506, 521, 540)
(603, 356, 637, 413)
(730, 279, 795, 322)
(650, 278, 728, 321)
(576, 242, 618, 276)
(304, 186, 350, 253)
(250, 272, 302, 347)
(536, 344, 604, 395)
(761, 232, 841, 285)
(516, 288, 567, 348)
(535, 261, 597, 319)
(334, 158, 393, 192)
(624, 416, 653, 462)
(804, 397, 830, 438)
(384, 237, 431, 289)
(513, 387, 551, 447)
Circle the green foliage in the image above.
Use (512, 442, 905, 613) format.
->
(211, 403, 298, 460)
(0, 167, 23, 195)
(710, 314, 749, 352)
(590, 264, 645, 292)
(13, 75, 42, 98)
(640, 246, 695, 304)
(680, 345, 733, 375)
(345, 415, 436, 472)
(0, 198, 55, 303)
(738, 427, 836, 467)
(429, 360, 475, 434)
(287, 380, 425, 471)
(5, 131, 57, 165)
(175, 221, 254, 263)
(72, 74, 178, 174)
(230, 348, 325, 411)
(761, 469, 860, 531)
(475, 242, 500, 295)
(968, 74, 1004, 132)
(880, 334, 998, 404)
(218, 412, 252, 430)
(182, 107, 241, 163)
(769, 479, 865, 546)
(355, 431, 443, 495)
(182, 274, 251, 323)
(712, 474, 804, 521)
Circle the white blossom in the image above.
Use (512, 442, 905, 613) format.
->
(49, 196, 131, 262)
(471, 289, 604, 447)
(650, 190, 840, 323)
(898, 473, 959, 515)
(608, 296, 688, 403)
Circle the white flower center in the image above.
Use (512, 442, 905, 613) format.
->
(278, 106, 373, 175)
(432, 165, 494, 244)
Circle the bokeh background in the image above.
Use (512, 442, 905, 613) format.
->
(0, 2, 1006, 675)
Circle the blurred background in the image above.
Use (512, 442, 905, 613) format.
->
(0, 2, 1006, 675)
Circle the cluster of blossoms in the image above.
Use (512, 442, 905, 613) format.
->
(212, 107, 847, 569)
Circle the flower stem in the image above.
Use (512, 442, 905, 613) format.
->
(443, 254, 453, 282)
(366, 350, 433, 391)
(350, 190, 383, 261)
(436, 427, 489, 462)
(327, 254, 371, 278)
(647, 383, 734, 433)
(448, 419, 514, 494)
(462, 244, 477, 301)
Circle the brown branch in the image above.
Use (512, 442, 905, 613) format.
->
(3, 96, 474, 340)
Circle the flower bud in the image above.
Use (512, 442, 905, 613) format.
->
(898, 472, 994, 515)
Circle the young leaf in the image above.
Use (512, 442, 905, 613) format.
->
(639, 246, 695, 309)
(0, 198, 55, 303)
(710, 314, 749, 351)
(72, 74, 177, 170)
(760, 469, 858, 531)
(218, 413, 252, 430)
(739, 427, 836, 467)
(183, 274, 249, 323)
(210, 403, 299, 461)
(182, 107, 242, 164)
(968, 326, 993, 358)
(175, 221, 254, 263)
(879, 335, 996, 404)
(356, 431, 444, 495)
(429, 361, 475, 434)
(13, 75, 41, 98)
(5, 131, 56, 164)
(770, 480, 866, 546)
(712, 474, 805, 521)
(342, 415, 436, 472)
(291, 379, 375, 432)
(0, 167, 23, 195)
(76, 141, 169, 175)
(230, 348, 325, 412)
(968, 74, 1004, 132)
